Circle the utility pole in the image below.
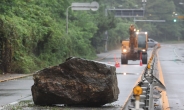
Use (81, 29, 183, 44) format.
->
(142, 0, 147, 15)
(104, 9, 108, 52)
(104, 31, 108, 52)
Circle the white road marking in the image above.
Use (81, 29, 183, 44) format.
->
(173, 47, 184, 61)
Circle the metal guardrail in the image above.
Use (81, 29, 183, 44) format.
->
(122, 45, 166, 110)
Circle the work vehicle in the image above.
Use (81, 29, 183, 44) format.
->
(121, 29, 148, 64)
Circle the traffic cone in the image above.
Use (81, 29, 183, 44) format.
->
(114, 55, 120, 68)
(140, 52, 142, 66)
(115, 61, 120, 67)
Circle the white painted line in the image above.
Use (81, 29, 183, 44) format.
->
(173, 47, 184, 61)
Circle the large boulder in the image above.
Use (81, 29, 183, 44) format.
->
(31, 57, 119, 106)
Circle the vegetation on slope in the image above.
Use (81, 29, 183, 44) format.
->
(0, 0, 183, 73)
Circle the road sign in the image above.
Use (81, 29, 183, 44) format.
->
(90, 1, 99, 11)
(108, 9, 144, 17)
(71, 3, 91, 10)
(178, 16, 184, 20)
(71, 2, 99, 11)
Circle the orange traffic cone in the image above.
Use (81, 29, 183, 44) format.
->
(115, 61, 120, 67)
(140, 52, 142, 66)
(114, 55, 120, 68)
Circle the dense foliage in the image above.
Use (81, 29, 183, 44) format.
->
(0, 0, 183, 73)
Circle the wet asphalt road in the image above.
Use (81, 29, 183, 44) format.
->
(0, 76, 33, 106)
(97, 49, 150, 109)
(0, 44, 181, 110)
(0, 49, 151, 110)
(0, 48, 152, 110)
(159, 44, 184, 110)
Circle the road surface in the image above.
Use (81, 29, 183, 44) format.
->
(0, 44, 184, 110)
(0, 76, 33, 107)
(159, 44, 184, 109)
(0, 48, 152, 110)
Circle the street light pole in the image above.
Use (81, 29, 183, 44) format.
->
(66, 6, 72, 34)
(66, 2, 99, 34)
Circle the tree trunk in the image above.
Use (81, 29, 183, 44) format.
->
(2, 38, 12, 73)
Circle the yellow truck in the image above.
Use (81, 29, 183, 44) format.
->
(121, 31, 148, 64)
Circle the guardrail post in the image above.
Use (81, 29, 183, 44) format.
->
(135, 96, 140, 109)
(148, 84, 154, 110)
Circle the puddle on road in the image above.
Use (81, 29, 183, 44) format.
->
(175, 59, 182, 61)
(0, 89, 29, 91)
(159, 59, 181, 61)
(116, 73, 140, 75)
(178, 48, 183, 50)
(0, 93, 15, 96)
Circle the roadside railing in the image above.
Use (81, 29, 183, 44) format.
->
(122, 45, 166, 110)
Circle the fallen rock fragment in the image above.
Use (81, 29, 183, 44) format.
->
(31, 57, 119, 106)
